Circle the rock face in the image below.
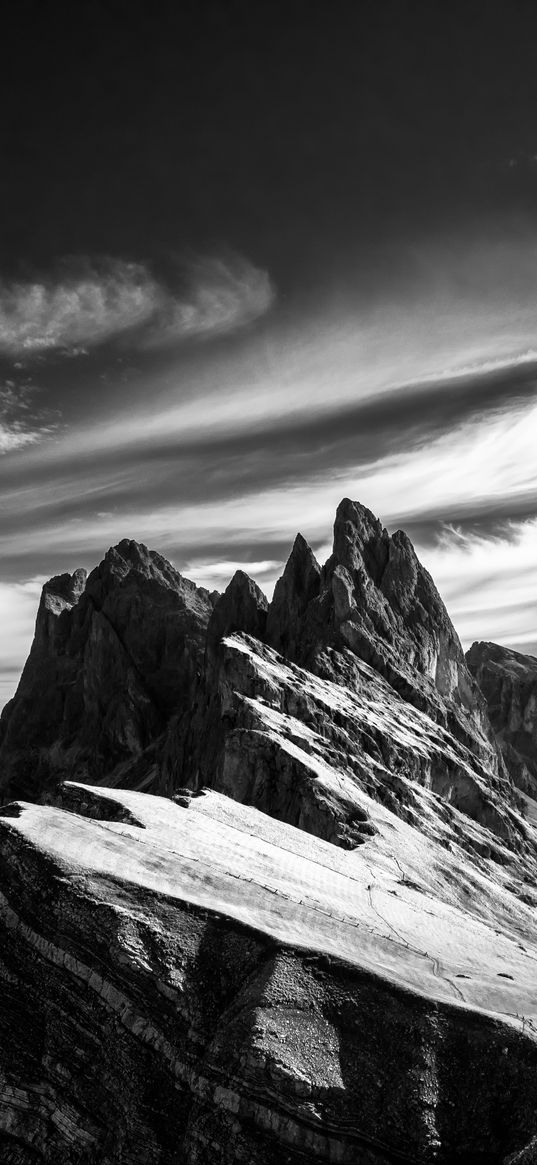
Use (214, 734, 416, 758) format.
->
(467, 641, 537, 798)
(153, 500, 516, 854)
(268, 500, 493, 743)
(158, 631, 521, 855)
(2, 782, 537, 1165)
(0, 540, 215, 800)
(1, 498, 537, 1162)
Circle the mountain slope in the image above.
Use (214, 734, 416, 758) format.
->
(2, 781, 537, 1164)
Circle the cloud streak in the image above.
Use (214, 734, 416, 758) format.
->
(138, 255, 275, 349)
(2, 357, 537, 544)
(420, 520, 537, 649)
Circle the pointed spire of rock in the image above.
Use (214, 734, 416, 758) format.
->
(331, 497, 390, 584)
(267, 534, 321, 657)
(208, 570, 268, 647)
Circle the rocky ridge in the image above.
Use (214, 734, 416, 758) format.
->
(1, 498, 537, 1163)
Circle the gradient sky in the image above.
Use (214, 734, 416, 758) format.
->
(2, 0, 537, 707)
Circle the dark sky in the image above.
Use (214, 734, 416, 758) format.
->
(2, 0, 537, 702)
(3, 0, 537, 277)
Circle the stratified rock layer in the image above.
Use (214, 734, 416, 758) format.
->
(1, 782, 537, 1165)
(467, 641, 537, 798)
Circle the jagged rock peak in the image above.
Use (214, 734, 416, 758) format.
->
(325, 497, 472, 697)
(282, 532, 321, 588)
(332, 496, 390, 583)
(40, 567, 87, 614)
(208, 569, 268, 646)
(0, 541, 216, 801)
(84, 538, 212, 609)
(266, 533, 321, 655)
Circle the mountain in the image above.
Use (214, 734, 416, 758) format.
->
(1, 499, 537, 1164)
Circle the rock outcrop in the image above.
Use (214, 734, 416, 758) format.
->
(0, 540, 215, 800)
(467, 641, 537, 798)
(2, 781, 537, 1165)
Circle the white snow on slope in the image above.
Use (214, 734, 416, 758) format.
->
(4, 780, 537, 1039)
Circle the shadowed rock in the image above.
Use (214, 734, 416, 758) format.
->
(0, 541, 215, 800)
(467, 641, 537, 798)
(294, 498, 482, 714)
(266, 532, 321, 657)
(207, 569, 268, 646)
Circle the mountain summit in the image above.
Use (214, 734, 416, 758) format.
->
(1, 500, 537, 1164)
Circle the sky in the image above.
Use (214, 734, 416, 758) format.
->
(2, 0, 537, 707)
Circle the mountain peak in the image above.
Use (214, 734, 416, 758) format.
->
(266, 533, 321, 656)
(208, 569, 268, 646)
(332, 496, 390, 584)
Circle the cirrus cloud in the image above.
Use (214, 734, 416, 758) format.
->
(137, 255, 275, 350)
(0, 253, 274, 357)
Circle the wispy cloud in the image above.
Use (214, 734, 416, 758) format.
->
(0, 259, 156, 354)
(0, 577, 46, 708)
(2, 378, 537, 568)
(0, 377, 59, 454)
(138, 255, 275, 349)
(185, 557, 280, 595)
(0, 253, 274, 357)
(419, 520, 537, 648)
